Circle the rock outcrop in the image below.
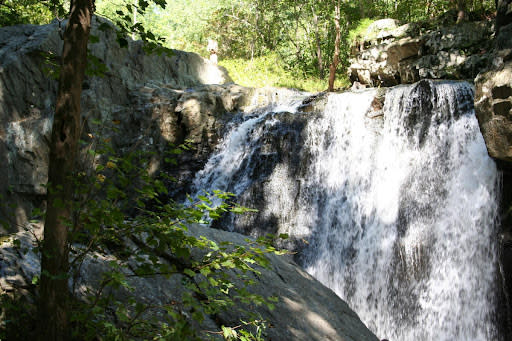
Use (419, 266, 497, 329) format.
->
(0, 224, 379, 341)
(475, 55, 512, 163)
(474, 9, 512, 165)
(348, 18, 494, 86)
(0, 16, 237, 231)
(496, 0, 512, 33)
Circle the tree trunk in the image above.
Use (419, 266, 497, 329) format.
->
(311, 3, 324, 79)
(358, 0, 365, 17)
(328, 0, 341, 92)
(454, 0, 467, 22)
(38, 1, 94, 340)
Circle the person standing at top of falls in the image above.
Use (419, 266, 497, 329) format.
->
(207, 39, 218, 64)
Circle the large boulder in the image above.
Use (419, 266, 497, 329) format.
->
(0, 225, 379, 341)
(348, 18, 494, 86)
(475, 57, 512, 163)
(474, 1, 512, 165)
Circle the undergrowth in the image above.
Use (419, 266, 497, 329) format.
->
(220, 53, 350, 93)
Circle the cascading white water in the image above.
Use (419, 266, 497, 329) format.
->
(300, 81, 499, 341)
(192, 88, 309, 213)
(192, 80, 500, 340)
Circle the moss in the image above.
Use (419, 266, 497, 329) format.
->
(348, 18, 378, 45)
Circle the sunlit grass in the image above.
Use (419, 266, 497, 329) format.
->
(348, 18, 377, 44)
(220, 54, 350, 93)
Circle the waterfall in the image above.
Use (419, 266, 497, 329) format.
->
(192, 80, 500, 341)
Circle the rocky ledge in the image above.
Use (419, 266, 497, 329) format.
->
(348, 17, 494, 87)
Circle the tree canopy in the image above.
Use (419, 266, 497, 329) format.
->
(0, 0, 497, 91)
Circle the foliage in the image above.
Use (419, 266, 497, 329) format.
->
(0, 0, 54, 26)
(220, 53, 350, 92)
(68, 129, 287, 340)
(95, 0, 228, 56)
(347, 18, 377, 45)
(0, 0, 499, 91)
(0, 292, 37, 340)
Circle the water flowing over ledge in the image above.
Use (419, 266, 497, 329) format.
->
(193, 80, 500, 341)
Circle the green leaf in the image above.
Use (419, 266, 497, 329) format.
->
(221, 259, 235, 268)
(89, 34, 100, 44)
(117, 37, 128, 48)
(279, 233, 289, 240)
(183, 268, 195, 277)
(200, 267, 211, 277)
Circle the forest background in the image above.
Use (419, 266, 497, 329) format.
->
(0, 0, 497, 92)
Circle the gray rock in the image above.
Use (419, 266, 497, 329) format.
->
(348, 18, 494, 86)
(0, 226, 379, 341)
(0, 18, 317, 232)
(475, 60, 512, 163)
(0, 17, 236, 232)
(474, 7, 512, 166)
(496, 0, 512, 33)
(191, 225, 379, 341)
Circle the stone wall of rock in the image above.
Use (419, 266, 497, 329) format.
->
(497, 0, 512, 33)
(0, 17, 237, 232)
(474, 12, 512, 165)
(348, 18, 494, 87)
(0, 16, 318, 233)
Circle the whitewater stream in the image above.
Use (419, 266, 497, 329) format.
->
(192, 80, 500, 341)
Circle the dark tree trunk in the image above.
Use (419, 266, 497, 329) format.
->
(38, 1, 94, 340)
(328, 0, 341, 92)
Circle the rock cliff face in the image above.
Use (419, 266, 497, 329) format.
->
(0, 16, 238, 231)
(0, 17, 314, 232)
(475, 55, 512, 163)
(348, 18, 494, 87)
(474, 14, 512, 165)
